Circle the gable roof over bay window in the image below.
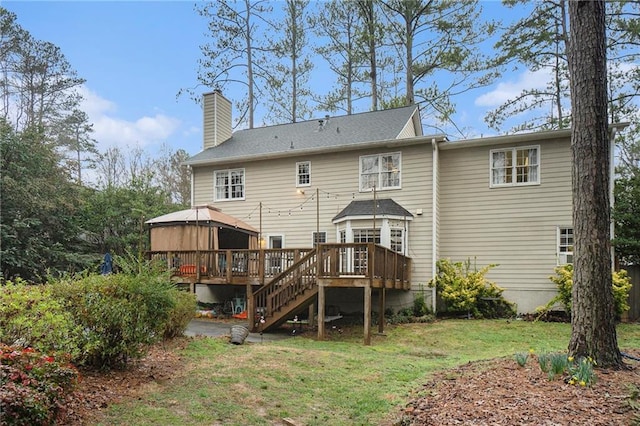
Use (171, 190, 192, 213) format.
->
(333, 199, 413, 223)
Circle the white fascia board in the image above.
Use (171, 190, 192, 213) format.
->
(332, 214, 414, 225)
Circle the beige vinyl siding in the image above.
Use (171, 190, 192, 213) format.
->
(397, 118, 416, 139)
(439, 137, 572, 313)
(191, 142, 435, 303)
(203, 92, 232, 149)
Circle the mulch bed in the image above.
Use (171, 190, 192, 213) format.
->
(400, 351, 640, 425)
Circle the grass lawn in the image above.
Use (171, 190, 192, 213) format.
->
(96, 320, 640, 425)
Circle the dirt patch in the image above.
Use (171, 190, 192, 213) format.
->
(58, 338, 191, 425)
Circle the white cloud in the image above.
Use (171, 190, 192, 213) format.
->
(78, 86, 181, 151)
(475, 69, 550, 107)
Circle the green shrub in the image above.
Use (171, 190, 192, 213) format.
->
(542, 264, 632, 319)
(0, 279, 81, 358)
(0, 344, 78, 425)
(413, 293, 429, 317)
(163, 289, 197, 339)
(429, 258, 515, 318)
(51, 271, 176, 370)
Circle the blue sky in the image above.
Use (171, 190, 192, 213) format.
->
(2, 1, 540, 156)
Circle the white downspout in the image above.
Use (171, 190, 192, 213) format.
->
(189, 165, 195, 208)
(609, 126, 618, 270)
(431, 138, 438, 313)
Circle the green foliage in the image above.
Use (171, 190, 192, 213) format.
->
(163, 289, 197, 339)
(0, 344, 79, 425)
(546, 264, 574, 313)
(514, 352, 529, 367)
(567, 356, 596, 387)
(0, 278, 81, 358)
(536, 352, 551, 373)
(490, 1, 640, 134)
(412, 293, 429, 317)
(534, 351, 595, 385)
(542, 264, 632, 319)
(382, 293, 435, 325)
(0, 122, 93, 282)
(547, 352, 569, 380)
(613, 172, 640, 265)
(78, 181, 175, 260)
(429, 258, 515, 318)
(50, 270, 177, 370)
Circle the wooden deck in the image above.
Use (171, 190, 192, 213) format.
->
(148, 244, 411, 290)
(148, 243, 411, 343)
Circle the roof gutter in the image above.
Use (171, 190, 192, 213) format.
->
(438, 123, 630, 152)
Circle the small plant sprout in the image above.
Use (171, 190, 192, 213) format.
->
(514, 352, 529, 367)
(568, 356, 597, 387)
(548, 353, 569, 380)
(537, 352, 551, 373)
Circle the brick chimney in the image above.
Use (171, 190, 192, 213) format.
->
(203, 90, 232, 149)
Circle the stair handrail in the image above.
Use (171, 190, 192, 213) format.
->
(252, 248, 318, 327)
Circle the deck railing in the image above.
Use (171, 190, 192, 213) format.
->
(316, 243, 411, 285)
(147, 248, 313, 283)
(252, 248, 319, 330)
(148, 244, 409, 285)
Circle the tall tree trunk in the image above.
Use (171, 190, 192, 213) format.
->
(291, 8, 298, 123)
(244, 0, 254, 129)
(567, 0, 621, 367)
(358, 0, 378, 111)
(404, 6, 413, 106)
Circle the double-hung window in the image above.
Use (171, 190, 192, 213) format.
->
(312, 231, 326, 247)
(390, 229, 404, 254)
(360, 152, 401, 191)
(296, 161, 311, 187)
(490, 146, 539, 187)
(558, 227, 573, 265)
(214, 169, 245, 201)
(352, 229, 380, 274)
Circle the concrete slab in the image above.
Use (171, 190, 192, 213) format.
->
(185, 319, 293, 343)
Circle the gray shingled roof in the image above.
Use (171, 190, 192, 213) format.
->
(185, 105, 420, 165)
(332, 199, 414, 222)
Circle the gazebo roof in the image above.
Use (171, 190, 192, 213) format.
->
(146, 205, 258, 235)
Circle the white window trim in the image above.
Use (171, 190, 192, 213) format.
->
(359, 152, 402, 192)
(557, 226, 574, 265)
(267, 234, 285, 249)
(352, 228, 381, 244)
(296, 161, 311, 187)
(312, 231, 327, 247)
(213, 168, 245, 202)
(489, 145, 540, 188)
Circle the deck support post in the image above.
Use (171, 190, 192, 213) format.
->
(378, 288, 385, 334)
(308, 303, 315, 328)
(364, 285, 371, 345)
(247, 282, 254, 331)
(317, 284, 325, 340)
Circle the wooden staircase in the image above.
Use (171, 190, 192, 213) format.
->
(251, 248, 320, 332)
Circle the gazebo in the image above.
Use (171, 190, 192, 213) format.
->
(145, 205, 259, 252)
